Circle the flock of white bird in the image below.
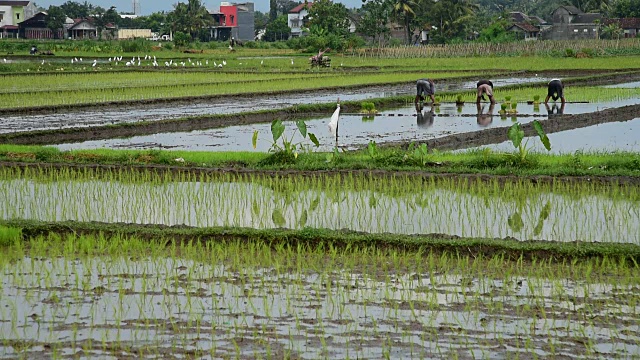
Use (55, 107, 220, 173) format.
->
(60, 55, 234, 68)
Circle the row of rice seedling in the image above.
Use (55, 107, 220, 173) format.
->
(437, 85, 640, 104)
(1, 168, 638, 243)
(1, 231, 638, 358)
(0, 71, 343, 94)
(0, 71, 475, 109)
(361, 39, 640, 58)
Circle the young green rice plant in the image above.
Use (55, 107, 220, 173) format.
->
(504, 95, 512, 104)
(509, 102, 518, 114)
(499, 103, 508, 116)
(252, 119, 319, 162)
(433, 96, 442, 106)
(533, 94, 541, 104)
(455, 94, 464, 105)
(360, 101, 377, 114)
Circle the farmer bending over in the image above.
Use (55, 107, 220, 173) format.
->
(415, 78, 435, 105)
(545, 79, 565, 105)
(476, 79, 495, 104)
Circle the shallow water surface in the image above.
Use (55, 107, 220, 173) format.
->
(0, 77, 550, 134)
(1, 256, 638, 359)
(1, 178, 637, 243)
(54, 98, 640, 152)
(475, 117, 640, 153)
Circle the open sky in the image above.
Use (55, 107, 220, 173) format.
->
(33, 1, 363, 15)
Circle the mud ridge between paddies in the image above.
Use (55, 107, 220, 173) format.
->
(1, 161, 639, 187)
(0, 69, 638, 118)
(4, 220, 640, 262)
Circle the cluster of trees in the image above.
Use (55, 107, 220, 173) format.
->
(256, 0, 638, 46)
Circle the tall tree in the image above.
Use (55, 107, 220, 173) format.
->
(45, 5, 66, 39)
(270, 0, 278, 20)
(264, 14, 291, 41)
(357, 0, 393, 46)
(169, 0, 213, 40)
(60, 1, 91, 19)
(307, 0, 350, 36)
(392, 0, 418, 44)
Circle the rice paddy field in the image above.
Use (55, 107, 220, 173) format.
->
(1, 46, 640, 359)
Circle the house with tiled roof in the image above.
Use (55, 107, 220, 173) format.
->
(288, 2, 312, 38)
(506, 11, 549, 40)
(0, 0, 37, 38)
(604, 18, 640, 37)
(543, 6, 602, 40)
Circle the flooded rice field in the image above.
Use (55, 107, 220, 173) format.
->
(54, 99, 640, 152)
(476, 117, 640, 154)
(1, 176, 638, 243)
(0, 77, 550, 134)
(1, 250, 638, 359)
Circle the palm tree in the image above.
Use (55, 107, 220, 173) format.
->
(393, 0, 418, 44)
(170, 0, 213, 40)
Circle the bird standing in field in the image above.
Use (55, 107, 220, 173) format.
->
(328, 99, 340, 147)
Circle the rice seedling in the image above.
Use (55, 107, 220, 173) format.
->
(0, 71, 473, 109)
(0, 167, 638, 243)
(1, 231, 638, 358)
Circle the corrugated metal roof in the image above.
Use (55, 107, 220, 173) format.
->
(0, 1, 30, 6)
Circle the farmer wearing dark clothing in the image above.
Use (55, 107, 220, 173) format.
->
(476, 79, 495, 105)
(545, 79, 565, 105)
(415, 78, 435, 105)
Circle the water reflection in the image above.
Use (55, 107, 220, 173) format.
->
(546, 102, 565, 116)
(416, 103, 435, 128)
(476, 103, 495, 127)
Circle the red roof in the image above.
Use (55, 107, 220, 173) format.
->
(289, 2, 312, 13)
(0, 25, 19, 30)
(605, 18, 640, 29)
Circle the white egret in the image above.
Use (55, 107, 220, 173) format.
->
(291, 59, 294, 65)
(213, 61, 217, 66)
(71, 59, 75, 64)
(328, 99, 340, 147)
(218, 63, 223, 68)
(165, 61, 169, 66)
(3, 58, 6, 63)
(108, 57, 112, 62)
(206, 60, 209, 65)
(79, 58, 82, 62)
(125, 61, 132, 66)
(74, 57, 78, 62)
(222, 60, 227, 66)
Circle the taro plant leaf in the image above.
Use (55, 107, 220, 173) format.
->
(408, 141, 416, 152)
(532, 120, 551, 151)
(272, 209, 286, 227)
(507, 212, 524, 232)
(252, 130, 258, 149)
(298, 209, 308, 227)
(533, 202, 552, 236)
(508, 123, 525, 149)
(308, 133, 320, 147)
(309, 197, 320, 212)
(296, 120, 307, 138)
(368, 193, 377, 209)
(271, 120, 285, 143)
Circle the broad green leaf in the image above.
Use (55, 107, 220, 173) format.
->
(508, 123, 524, 149)
(309, 197, 320, 212)
(296, 120, 307, 138)
(272, 209, 286, 227)
(507, 212, 524, 232)
(408, 141, 416, 152)
(271, 120, 285, 143)
(252, 130, 258, 149)
(298, 210, 308, 227)
(420, 143, 428, 154)
(308, 133, 320, 147)
(532, 120, 551, 151)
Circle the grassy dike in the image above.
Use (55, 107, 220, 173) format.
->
(1, 144, 639, 179)
(2, 221, 640, 262)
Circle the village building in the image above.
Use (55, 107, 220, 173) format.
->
(209, 2, 254, 42)
(288, 2, 312, 38)
(604, 18, 640, 38)
(542, 6, 602, 40)
(0, 0, 36, 38)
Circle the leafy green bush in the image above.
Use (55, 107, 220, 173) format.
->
(120, 38, 152, 53)
(173, 31, 191, 47)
